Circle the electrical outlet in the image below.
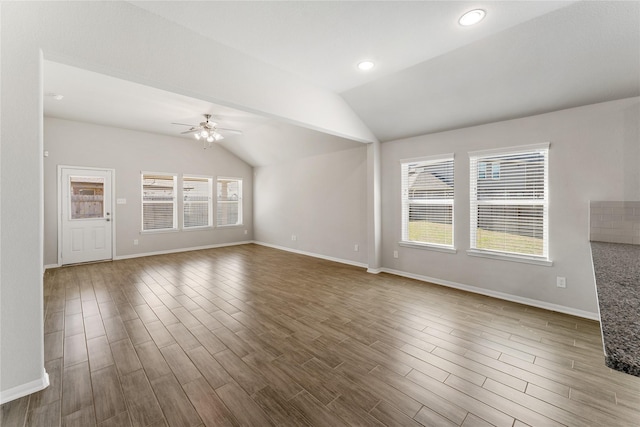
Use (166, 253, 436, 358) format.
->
(244, 230, 248, 235)
(354, 244, 359, 252)
(556, 276, 566, 288)
(393, 250, 398, 259)
(291, 234, 297, 241)
(133, 239, 139, 246)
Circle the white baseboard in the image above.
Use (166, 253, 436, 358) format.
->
(112, 241, 254, 261)
(381, 268, 599, 320)
(250, 244, 595, 319)
(48, 242, 598, 321)
(0, 370, 49, 405)
(253, 241, 368, 269)
(46, 242, 253, 268)
(44, 263, 60, 272)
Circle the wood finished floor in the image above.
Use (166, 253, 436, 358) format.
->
(2, 244, 639, 426)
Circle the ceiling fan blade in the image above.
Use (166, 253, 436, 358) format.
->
(180, 128, 199, 135)
(217, 127, 243, 135)
(172, 122, 198, 127)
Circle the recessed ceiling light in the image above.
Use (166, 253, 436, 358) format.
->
(459, 9, 486, 26)
(357, 61, 375, 71)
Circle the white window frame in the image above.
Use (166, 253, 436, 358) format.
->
(216, 177, 243, 227)
(400, 154, 456, 254)
(468, 143, 551, 266)
(141, 172, 178, 233)
(182, 175, 213, 230)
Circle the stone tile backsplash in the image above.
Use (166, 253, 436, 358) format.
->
(590, 201, 640, 245)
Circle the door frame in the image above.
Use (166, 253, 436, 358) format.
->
(57, 165, 117, 266)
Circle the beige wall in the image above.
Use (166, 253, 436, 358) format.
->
(44, 118, 253, 266)
(254, 145, 368, 266)
(381, 97, 640, 317)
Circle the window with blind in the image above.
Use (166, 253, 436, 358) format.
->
(217, 178, 242, 227)
(401, 156, 454, 248)
(141, 173, 177, 232)
(183, 175, 213, 229)
(469, 143, 549, 262)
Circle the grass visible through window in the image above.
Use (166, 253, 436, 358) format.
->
(476, 227, 543, 256)
(408, 221, 452, 246)
(408, 221, 543, 255)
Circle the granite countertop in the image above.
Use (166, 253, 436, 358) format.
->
(591, 242, 640, 377)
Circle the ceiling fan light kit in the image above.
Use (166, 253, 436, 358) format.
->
(172, 113, 242, 149)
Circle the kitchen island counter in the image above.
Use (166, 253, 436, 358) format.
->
(591, 241, 640, 377)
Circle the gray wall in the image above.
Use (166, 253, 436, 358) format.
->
(44, 118, 253, 266)
(254, 145, 368, 266)
(381, 97, 640, 316)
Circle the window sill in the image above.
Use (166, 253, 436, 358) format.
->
(399, 241, 457, 254)
(217, 224, 243, 228)
(466, 249, 553, 266)
(140, 228, 179, 235)
(182, 226, 214, 232)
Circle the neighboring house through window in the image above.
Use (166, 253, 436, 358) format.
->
(401, 155, 455, 249)
(469, 143, 550, 264)
(478, 162, 500, 180)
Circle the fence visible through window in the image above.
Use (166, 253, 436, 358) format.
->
(142, 173, 177, 231)
(217, 178, 242, 226)
(70, 176, 104, 219)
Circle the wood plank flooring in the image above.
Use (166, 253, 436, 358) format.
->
(2, 244, 640, 426)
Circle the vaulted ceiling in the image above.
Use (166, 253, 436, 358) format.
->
(44, 1, 640, 166)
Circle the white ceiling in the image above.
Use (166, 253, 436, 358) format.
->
(44, 61, 270, 138)
(44, 1, 640, 165)
(44, 61, 363, 166)
(130, 1, 575, 92)
(343, 0, 640, 140)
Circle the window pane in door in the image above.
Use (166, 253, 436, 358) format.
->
(70, 176, 104, 219)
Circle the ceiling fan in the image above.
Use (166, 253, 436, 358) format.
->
(172, 114, 242, 148)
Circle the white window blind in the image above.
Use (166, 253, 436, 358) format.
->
(401, 156, 454, 247)
(142, 173, 177, 231)
(217, 178, 242, 227)
(469, 144, 549, 259)
(183, 176, 212, 228)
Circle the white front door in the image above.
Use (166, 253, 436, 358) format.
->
(60, 167, 113, 265)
